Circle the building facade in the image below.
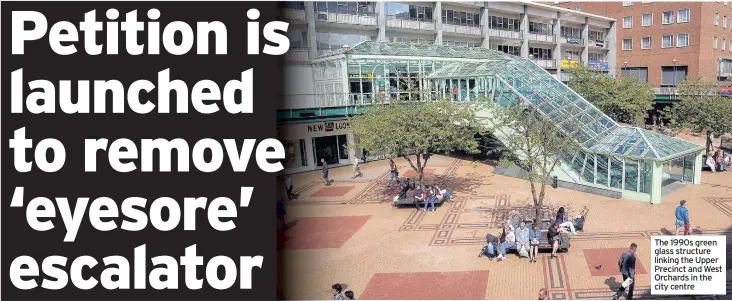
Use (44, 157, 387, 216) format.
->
(555, 1, 732, 102)
(279, 1, 618, 174)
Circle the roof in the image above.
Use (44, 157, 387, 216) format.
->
(316, 41, 515, 61)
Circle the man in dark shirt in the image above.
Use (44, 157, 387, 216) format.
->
(413, 185, 424, 207)
(612, 243, 637, 300)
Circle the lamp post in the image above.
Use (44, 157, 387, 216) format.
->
(672, 59, 678, 101)
(621, 61, 628, 78)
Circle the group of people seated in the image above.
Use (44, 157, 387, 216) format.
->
(706, 148, 731, 172)
(393, 178, 452, 211)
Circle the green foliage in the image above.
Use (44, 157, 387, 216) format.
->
(349, 100, 484, 181)
(492, 105, 580, 218)
(566, 65, 654, 126)
(663, 77, 732, 153)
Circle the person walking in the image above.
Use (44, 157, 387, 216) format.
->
(321, 159, 331, 185)
(351, 159, 362, 179)
(387, 159, 399, 186)
(675, 200, 691, 236)
(284, 175, 297, 200)
(612, 243, 638, 300)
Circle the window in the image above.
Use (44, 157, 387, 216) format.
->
(714, 36, 719, 49)
(661, 66, 688, 86)
(678, 9, 690, 23)
(564, 50, 580, 61)
(561, 26, 582, 38)
(316, 2, 376, 15)
(287, 29, 309, 48)
(443, 40, 480, 47)
(443, 9, 480, 26)
(279, 1, 306, 10)
(529, 47, 553, 59)
(729, 40, 732, 51)
(589, 30, 605, 42)
(386, 3, 432, 21)
(662, 11, 674, 24)
(642, 13, 652, 26)
(623, 1, 632, 6)
(589, 52, 605, 63)
(677, 33, 689, 47)
(491, 44, 521, 56)
(662, 35, 673, 48)
(489, 16, 521, 31)
(715, 13, 720, 26)
(642, 36, 652, 49)
(393, 37, 434, 45)
(623, 38, 633, 50)
(621, 67, 649, 82)
(724, 38, 727, 51)
(725, 16, 728, 28)
(529, 21, 553, 35)
(623, 16, 633, 28)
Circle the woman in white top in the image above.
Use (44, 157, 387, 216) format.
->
(706, 153, 716, 173)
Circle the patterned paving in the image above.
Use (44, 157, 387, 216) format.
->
(704, 197, 732, 219)
(582, 248, 647, 277)
(359, 271, 490, 300)
(283, 216, 370, 250)
(310, 185, 355, 197)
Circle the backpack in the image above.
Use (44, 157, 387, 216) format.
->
(573, 216, 585, 231)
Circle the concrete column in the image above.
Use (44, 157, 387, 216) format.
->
(692, 151, 703, 184)
(435, 1, 443, 46)
(348, 134, 358, 163)
(650, 160, 663, 204)
(520, 6, 529, 57)
(305, 2, 318, 59)
(606, 21, 617, 77)
(481, 6, 490, 48)
(581, 17, 589, 64)
(554, 15, 563, 78)
(377, 1, 387, 42)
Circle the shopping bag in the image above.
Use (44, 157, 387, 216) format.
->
(518, 245, 529, 258)
(684, 223, 691, 236)
(621, 277, 634, 288)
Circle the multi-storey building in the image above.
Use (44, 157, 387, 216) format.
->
(555, 1, 732, 103)
(278, 1, 618, 174)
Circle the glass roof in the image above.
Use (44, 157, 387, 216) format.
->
(316, 41, 515, 61)
(317, 41, 704, 161)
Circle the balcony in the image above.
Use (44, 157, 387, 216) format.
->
(442, 23, 483, 36)
(654, 87, 678, 95)
(528, 33, 556, 43)
(386, 17, 436, 31)
(315, 11, 378, 27)
(285, 48, 310, 61)
(560, 37, 585, 46)
(281, 8, 306, 22)
(487, 28, 522, 40)
(589, 40, 610, 49)
(534, 59, 557, 68)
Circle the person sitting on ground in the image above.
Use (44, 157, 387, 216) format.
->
(433, 183, 452, 202)
(555, 207, 577, 235)
(547, 222, 560, 259)
(481, 233, 499, 260)
(529, 221, 542, 263)
(413, 185, 424, 207)
(516, 221, 531, 259)
(344, 290, 355, 300)
(497, 224, 516, 261)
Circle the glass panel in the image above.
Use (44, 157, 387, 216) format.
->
(610, 157, 623, 189)
(683, 154, 694, 181)
(583, 154, 595, 183)
(596, 154, 609, 186)
(624, 159, 639, 192)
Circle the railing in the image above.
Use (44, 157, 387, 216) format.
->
(385, 16, 436, 31)
(654, 87, 678, 95)
(589, 40, 610, 49)
(528, 33, 556, 43)
(534, 59, 557, 68)
(315, 11, 377, 26)
(560, 37, 585, 46)
(487, 28, 522, 39)
(442, 23, 483, 36)
(281, 8, 307, 21)
(283, 92, 456, 108)
(285, 48, 310, 61)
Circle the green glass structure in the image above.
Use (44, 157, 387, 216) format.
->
(313, 41, 704, 203)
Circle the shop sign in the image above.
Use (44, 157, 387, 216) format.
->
(561, 59, 580, 69)
(307, 121, 350, 133)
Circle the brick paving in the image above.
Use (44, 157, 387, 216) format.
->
(279, 155, 732, 300)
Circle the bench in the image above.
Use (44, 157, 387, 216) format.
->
(393, 190, 447, 208)
(505, 219, 571, 252)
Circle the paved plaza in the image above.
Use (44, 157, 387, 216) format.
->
(278, 153, 732, 300)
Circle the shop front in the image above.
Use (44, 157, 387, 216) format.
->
(278, 120, 356, 174)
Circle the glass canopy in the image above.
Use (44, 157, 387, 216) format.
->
(313, 41, 704, 199)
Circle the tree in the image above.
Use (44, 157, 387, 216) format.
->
(492, 105, 580, 219)
(566, 64, 654, 126)
(349, 99, 483, 182)
(664, 77, 732, 153)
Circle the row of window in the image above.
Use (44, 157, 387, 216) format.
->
(622, 34, 690, 50)
(386, 3, 432, 21)
(620, 66, 689, 87)
(711, 36, 732, 52)
(488, 16, 521, 32)
(442, 9, 481, 27)
(315, 2, 376, 15)
(712, 12, 732, 30)
(622, 9, 691, 28)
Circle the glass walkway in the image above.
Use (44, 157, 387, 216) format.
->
(313, 41, 704, 203)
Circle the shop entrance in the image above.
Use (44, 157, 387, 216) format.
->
(313, 134, 349, 167)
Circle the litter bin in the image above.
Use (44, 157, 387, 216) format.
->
(552, 176, 558, 189)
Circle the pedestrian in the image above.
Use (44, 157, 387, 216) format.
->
(331, 283, 345, 300)
(284, 175, 297, 200)
(344, 290, 355, 300)
(277, 198, 286, 232)
(361, 149, 368, 163)
(529, 221, 542, 263)
(351, 159, 362, 179)
(547, 222, 560, 259)
(651, 114, 657, 128)
(612, 243, 637, 300)
(387, 159, 399, 186)
(538, 288, 551, 300)
(675, 200, 691, 236)
(321, 158, 331, 185)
